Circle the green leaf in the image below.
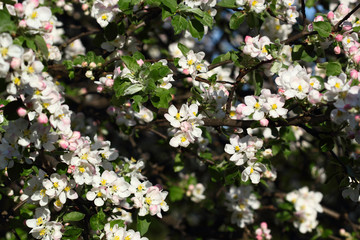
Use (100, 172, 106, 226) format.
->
(114, 79, 131, 97)
(271, 144, 281, 156)
(162, 7, 173, 20)
(63, 212, 85, 222)
(305, 0, 316, 7)
(110, 219, 125, 228)
(0, 10, 16, 33)
(183, 8, 204, 17)
(313, 21, 332, 38)
(202, 12, 213, 28)
(118, 0, 131, 11)
(188, 19, 204, 40)
(62, 226, 83, 240)
(291, 45, 317, 62)
(123, 84, 144, 95)
(229, 12, 246, 30)
(174, 153, 184, 172)
(247, 12, 261, 29)
(178, 43, 190, 55)
(34, 35, 49, 59)
(151, 88, 172, 108)
(137, 215, 151, 236)
(217, 0, 236, 8)
(25, 37, 36, 51)
(121, 56, 140, 72)
(199, 152, 212, 160)
(276, 211, 292, 222)
(171, 15, 188, 35)
(90, 210, 106, 231)
(133, 51, 145, 60)
(161, 0, 177, 13)
(278, 202, 294, 211)
(169, 186, 184, 202)
(326, 62, 342, 76)
(252, 71, 262, 96)
(104, 22, 118, 41)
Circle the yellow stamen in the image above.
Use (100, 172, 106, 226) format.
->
(235, 146, 240, 151)
(252, 0, 258, 6)
(40, 189, 46, 196)
(145, 197, 152, 205)
(39, 229, 46, 236)
(275, 25, 280, 31)
(101, 14, 107, 20)
(81, 153, 88, 160)
(13, 77, 20, 86)
(250, 167, 254, 174)
(53, 182, 59, 188)
(261, 46, 268, 53)
(254, 102, 260, 109)
(125, 236, 131, 240)
(196, 64, 202, 70)
(28, 66, 34, 73)
(97, 192, 102, 197)
(187, 59, 194, 65)
(230, 111, 235, 117)
(176, 113, 180, 120)
(36, 217, 43, 226)
(31, 11, 38, 19)
(1, 48, 8, 57)
(137, 184, 144, 191)
(79, 167, 85, 173)
(272, 104, 277, 110)
(64, 186, 70, 192)
(101, 179, 107, 186)
(55, 199, 62, 207)
(335, 82, 341, 88)
(298, 85, 303, 91)
(181, 136, 187, 142)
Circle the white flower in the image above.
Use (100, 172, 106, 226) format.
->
(241, 161, 266, 184)
(164, 104, 188, 128)
(0, 33, 23, 59)
(25, 6, 52, 29)
(178, 50, 208, 79)
(190, 183, 206, 203)
(242, 95, 266, 120)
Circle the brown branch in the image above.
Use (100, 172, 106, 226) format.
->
(203, 113, 329, 128)
(301, 0, 307, 29)
(208, 59, 233, 71)
(225, 59, 274, 117)
(59, 29, 101, 51)
(333, 2, 360, 32)
(281, 31, 317, 45)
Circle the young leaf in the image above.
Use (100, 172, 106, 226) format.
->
(121, 56, 140, 72)
(137, 215, 151, 236)
(313, 21, 332, 38)
(171, 15, 188, 35)
(326, 62, 342, 76)
(229, 12, 246, 30)
(178, 43, 190, 55)
(34, 35, 49, 59)
(63, 212, 85, 222)
(161, 0, 177, 13)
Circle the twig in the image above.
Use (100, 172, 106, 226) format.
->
(301, 0, 307, 29)
(208, 59, 233, 71)
(334, 2, 360, 32)
(59, 29, 100, 51)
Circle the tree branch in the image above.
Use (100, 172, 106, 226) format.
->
(333, 2, 360, 32)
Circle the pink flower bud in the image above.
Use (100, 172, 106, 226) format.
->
(17, 107, 27, 117)
(183, 69, 190, 75)
(89, 62, 96, 69)
(260, 118, 269, 127)
(107, 106, 117, 115)
(59, 140, 69, 149)
(188, 184, 194, 191)
(335, 34, 343, 42)
(353, 54, 360, 64)
(37, 113, 48, 124)
(307, 24, 313, 32)
(81, 3, 89, 11)
(10, 58, 21, 69)
(260, 222, 268, 229)
(137, 59, 144, 66)
(44, 22, 53, 32)
(19, 20, 26, 28)
(81, 62, 88, 67)
(245, 35, 253, 44)
(314, 16, 324, 22)
(14, 3, 23, 14)
(67, 165, 76, 173)
(97, 86, 103, 92)
(327, 11, 334, 20)
(334, 46, 341, 55)
(355, 115, 360, 122)
(350, 69, 358, 79)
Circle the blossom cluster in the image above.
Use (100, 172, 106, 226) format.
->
(166, 103, 204, 148)
(224, 134, 266, 184)
(225, 185, 260, 228)
(286, 187, 323, 233)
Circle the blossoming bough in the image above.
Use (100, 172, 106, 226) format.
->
(1, 0, 360, 239)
